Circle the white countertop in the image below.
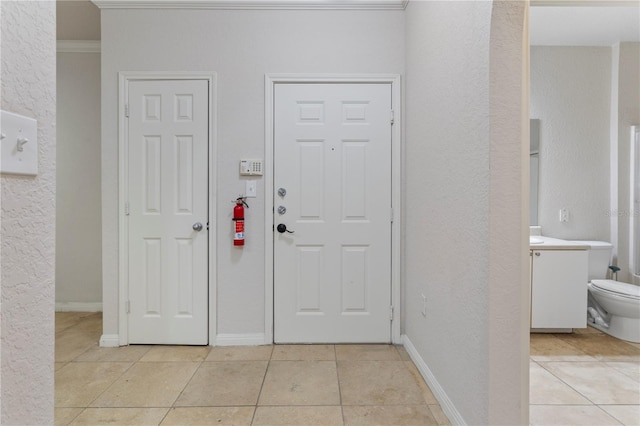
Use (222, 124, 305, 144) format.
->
(529, 236, 589, 250)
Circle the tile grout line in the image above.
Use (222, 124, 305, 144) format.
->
(536, 357, 640, 407)
(531, 330, 640, 412)
(55, 353, 139, 425)
(535, 359, 603, 407)
(595, 404, 634, 426)
(59, 406, 84, 426)
(333, 345, 346, 426)
(164, 357, 206, 421)
(249, 345, 274, 425)
(67, 359, 138, 413)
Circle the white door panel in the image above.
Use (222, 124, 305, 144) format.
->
(128, 79, 208, 344)
(274, 83, 392, 343)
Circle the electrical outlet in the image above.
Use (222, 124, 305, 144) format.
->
(559, 208, 569, 223)
(421, 294, 427, 317)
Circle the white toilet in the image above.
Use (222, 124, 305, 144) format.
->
(578, 241, 640, 343)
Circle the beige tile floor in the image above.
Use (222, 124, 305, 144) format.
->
(530, 327, 640, 426)
(55, 312, 450, 425)
(56, 313, 640, 425)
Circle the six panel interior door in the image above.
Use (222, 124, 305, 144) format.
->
(127, 79, 209, 345)
(273, 83, 393, 343)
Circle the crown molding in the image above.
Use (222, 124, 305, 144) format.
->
(531, 0, 639, 6)
(57, 40, 101, 53)
(92, 0, 408, 10)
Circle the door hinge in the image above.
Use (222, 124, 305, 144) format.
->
(126, 300, 131, 313)
(390, 306, 394, 321)
(390, 207, 394, 223)
(124, 103, 129, 118)
(390, 109, 395, 125)
(124, 202, 130, 216)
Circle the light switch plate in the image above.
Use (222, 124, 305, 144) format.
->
(1, 110, 38, 176)
(245, 180, 257, 198)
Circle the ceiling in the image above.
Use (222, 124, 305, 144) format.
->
(530, 4, 640, 46)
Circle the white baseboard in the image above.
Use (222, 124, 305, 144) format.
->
(99, 334, 120, 347)
(214, 333, 267, 346)
(402, 334, 466, 426)
(56, 302, 103, 312)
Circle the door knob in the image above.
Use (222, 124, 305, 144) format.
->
(278, 187, 287, 197)
(276, 224, 294, 234)
(193, 222, 203, 231)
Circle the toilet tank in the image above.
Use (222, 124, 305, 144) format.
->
(573, 241, 613, 281)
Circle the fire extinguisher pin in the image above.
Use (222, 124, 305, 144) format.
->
(232, 196, 249, 208)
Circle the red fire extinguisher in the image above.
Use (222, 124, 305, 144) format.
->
(233, 197, 249, 246)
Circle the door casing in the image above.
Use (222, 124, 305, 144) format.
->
(264, 74, 402, 344)
(118, 71, 217, 346)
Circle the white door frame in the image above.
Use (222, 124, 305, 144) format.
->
(630, 125, 640, 282)
(118, 71, 217, 345)
(264, 74, 402, 344)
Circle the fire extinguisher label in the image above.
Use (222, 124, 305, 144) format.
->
(234, 219, 245, 245)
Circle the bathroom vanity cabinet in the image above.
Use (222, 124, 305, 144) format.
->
(530, 241, 588, 330)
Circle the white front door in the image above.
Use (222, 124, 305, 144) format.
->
(127, 79, 209, 345)
(273, 83, 392, 343)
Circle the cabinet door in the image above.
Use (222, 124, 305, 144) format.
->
(531, 250, 588, 329)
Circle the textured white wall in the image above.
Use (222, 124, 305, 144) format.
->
(100, 9, 404, 337)
(404, 1, 527, 424)
(530, 47, 611, 241)
(56, 51, 102, 307)
(614, 42, 640, 281)
(0, 1, 56, 424)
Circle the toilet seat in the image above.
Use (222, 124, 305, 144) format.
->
(590, 279, 640, 300)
